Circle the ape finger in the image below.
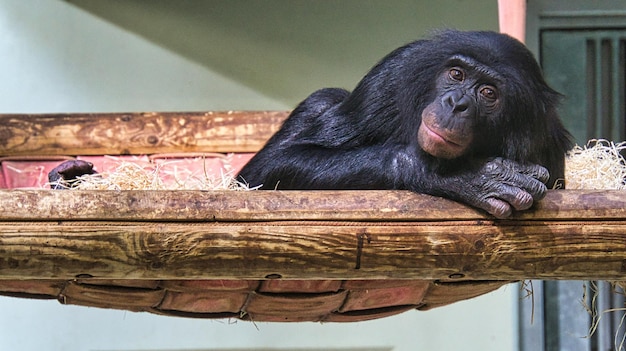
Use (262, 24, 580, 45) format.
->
(503, 172, 548, 202)
(481, 197, 513, 219)
(481, 158, 548, 201)
(491, 184, 535, 211)
(515, 163, 550, 185)
(473, 185, 533, 218)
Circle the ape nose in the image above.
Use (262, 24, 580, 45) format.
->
(443, 91, 474, 115)
(453, 96, 470, 112)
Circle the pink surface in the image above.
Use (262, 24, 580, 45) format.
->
(2, 160, 68, 189)
(0, 153, 255, 189)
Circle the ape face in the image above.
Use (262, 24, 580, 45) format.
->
(418, 55, 503, 159)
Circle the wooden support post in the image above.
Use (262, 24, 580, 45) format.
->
(498, 0, 527, 42)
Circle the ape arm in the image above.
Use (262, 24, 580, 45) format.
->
(238, 142, 548, 218)
(417, 157, 549, 218)
(238, 144, 404, 190)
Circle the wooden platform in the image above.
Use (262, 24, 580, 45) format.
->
(0, 112, 624, 321)
(2, 188, 626, 281)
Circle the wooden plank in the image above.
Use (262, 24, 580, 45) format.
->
(1, 189, 626, 222)
(0, 111, 288, 156)
(0, 219, 625, 280)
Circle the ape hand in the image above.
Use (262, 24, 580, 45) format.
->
(48, 160, 96, 189)
(447, 158, 549, 219)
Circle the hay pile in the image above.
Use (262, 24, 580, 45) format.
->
(565, 139, 626, 190)
(57, 156, 255, 191)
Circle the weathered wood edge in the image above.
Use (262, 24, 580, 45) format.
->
(1, 189, 625, 222)
(1, 189, 481, 222)
(0, 111, 288, 156)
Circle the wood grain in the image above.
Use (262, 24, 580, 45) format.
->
(0, 220, 625, 280)
(0, 111, 288, 156)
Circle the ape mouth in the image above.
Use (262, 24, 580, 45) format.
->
(417, 121, 469, 159)
(421, 123, 463, 147)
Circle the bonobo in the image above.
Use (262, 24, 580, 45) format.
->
(237, 30, 573, 218)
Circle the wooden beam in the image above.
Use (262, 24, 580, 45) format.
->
(1, 189, 625, 222)
(1, 189, 625, 281)
(0, 111, 288, 156)
(0, 189, 483, 222)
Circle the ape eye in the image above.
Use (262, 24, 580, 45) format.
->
(480, 86, 498, 101)
(448, 68, 465, 82)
